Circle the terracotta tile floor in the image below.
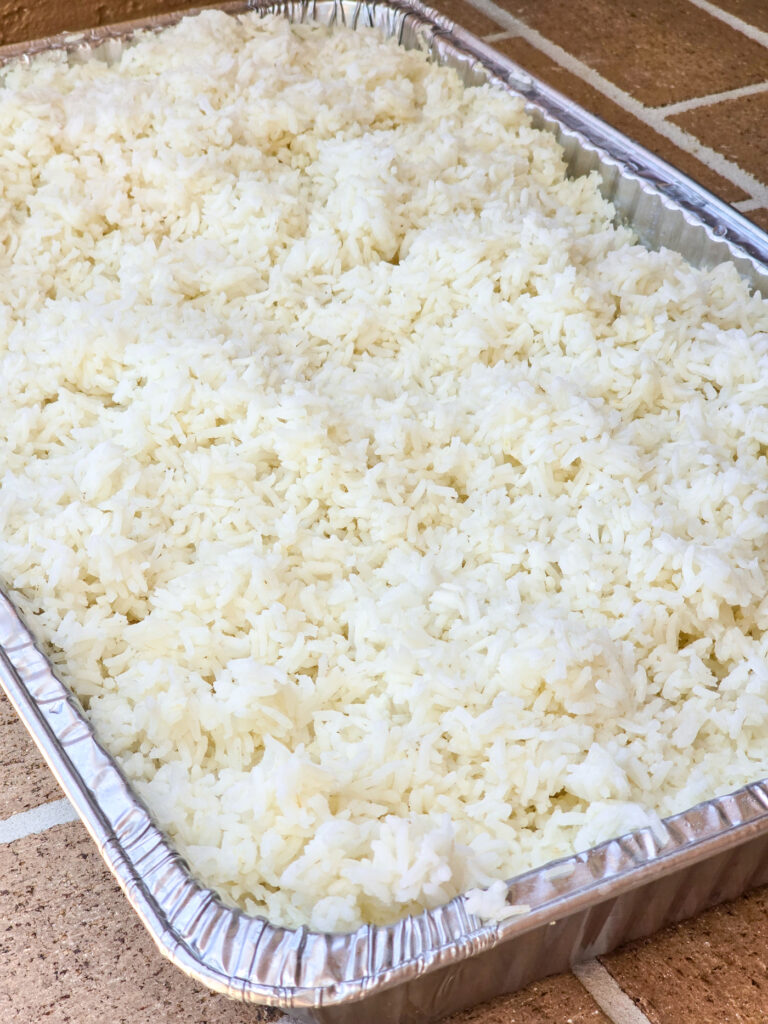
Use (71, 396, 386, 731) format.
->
(1, 0, 767, 1022)
(494, 0, 768, 106)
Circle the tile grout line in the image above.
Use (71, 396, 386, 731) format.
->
(655, 79, 768, 117)
(463, 0, 768, 206)
(684, 0, 768, 48)
(733, 197, 766, 213)
(573, 960, 654, 1024)
(483, 29, 516, 42)
(0, 797, 77, 845)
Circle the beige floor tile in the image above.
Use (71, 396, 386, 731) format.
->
(671, 91, 768, 189)
(0, 823, 280, 1024)
(0, 690, 63, 820)
(496, 0, 768, 106)
(491, 36, 750, 203)
(600, 885, 768, 1024)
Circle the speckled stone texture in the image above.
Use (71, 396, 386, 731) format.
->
(0, 824, 280, 1024)
(601, 885, 768, 1024)
(0, 690, 64, 819)
(671, 91, 768, 189)
(497, 0, 768, 105)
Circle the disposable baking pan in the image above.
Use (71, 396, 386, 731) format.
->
(2, 2, 768, 1021)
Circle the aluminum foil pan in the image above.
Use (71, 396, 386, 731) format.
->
(2, 3, 768, 1022)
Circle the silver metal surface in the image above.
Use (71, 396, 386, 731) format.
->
(2, 2, 768, 1021)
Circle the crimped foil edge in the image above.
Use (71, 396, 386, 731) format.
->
(1, 0, 768, 1013)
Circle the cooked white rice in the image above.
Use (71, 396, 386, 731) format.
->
(1, 10, 768, 932)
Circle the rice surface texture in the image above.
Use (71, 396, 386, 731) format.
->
(1, 10, 768, 932)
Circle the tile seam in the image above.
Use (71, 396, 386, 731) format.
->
(656, 79, 768, 117)
(573, 960, 654, 1024)
(684, 0, 768, 49)
(0, 797, 77, 845)
(483, 29, 517, 42)
(462, 0, 768, 205)
(734, 198, 766, 213)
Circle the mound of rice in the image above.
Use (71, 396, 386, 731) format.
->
(1, 10, 768, 932)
